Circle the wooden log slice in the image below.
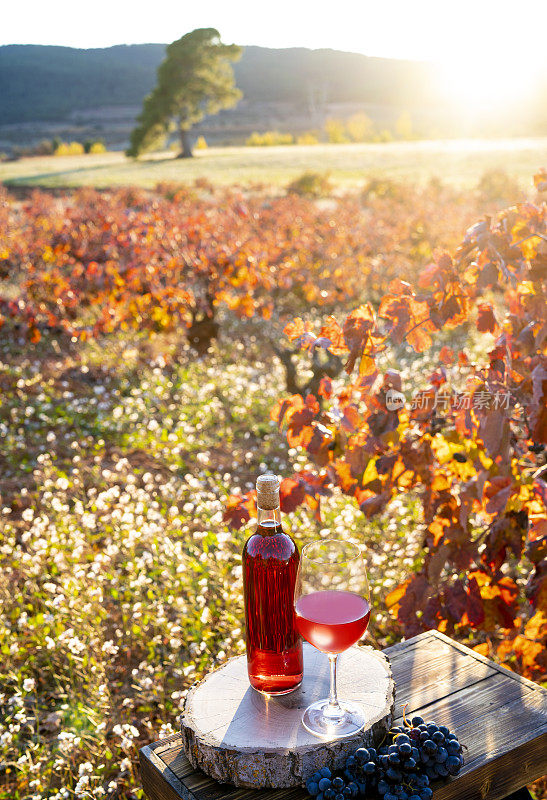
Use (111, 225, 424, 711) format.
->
(180, 642, 394, 788)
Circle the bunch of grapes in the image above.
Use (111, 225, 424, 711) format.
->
(305, 714, 464, 800)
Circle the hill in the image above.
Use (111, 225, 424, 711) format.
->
(0, 43, 439, 124)
(0, 43, 545, 152)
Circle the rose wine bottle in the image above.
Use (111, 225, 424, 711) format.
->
(242, 474, 303, 694)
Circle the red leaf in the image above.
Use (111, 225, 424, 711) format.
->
(279, 478, 306, 513)
(223, 493, 256, 529)
(466, 576, 485, 627)
(477, 303, 498, 333)
(484, 476, 513, 515)
(29, 326, 41, 344)
(341, 405, 360, 432)
(358, 491, 389, 518)
(439, 346, 454, 365)
(530, 364, 547, 444)
(343, 304, 375, 373)
(320, 316, 347, 355)
(283, 317, 308, 341)
(479, 409, 510, 459)
(318, 376, 332, 399)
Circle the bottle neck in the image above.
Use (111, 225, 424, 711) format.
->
(257, 505, 281, 528)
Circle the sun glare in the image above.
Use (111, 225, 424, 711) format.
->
(439, 51, 544, 113)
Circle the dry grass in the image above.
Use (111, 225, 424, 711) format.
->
(1, 137, 546, 189)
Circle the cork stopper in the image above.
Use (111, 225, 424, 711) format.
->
(256, 473, 280, 510)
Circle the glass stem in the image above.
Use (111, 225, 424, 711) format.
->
(324, 654, 344, 721)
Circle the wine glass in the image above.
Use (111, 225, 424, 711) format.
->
(294, 539, 371, 738)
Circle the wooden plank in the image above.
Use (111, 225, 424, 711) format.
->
(140, 631, 547, 800)
(140, 742, 197, 800)
(429, 629, 547, 693)
(393, 671, 530, 728)
(378, 630, 435, 656)
(433, 692, 547, 800)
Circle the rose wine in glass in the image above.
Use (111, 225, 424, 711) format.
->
(295, 590, 370, 654)
(294, 539, 371, 737)
(242, 474, 303, 694)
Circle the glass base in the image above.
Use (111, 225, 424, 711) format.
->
(302, 699, 366, 739)
(253, 679, 302, 696)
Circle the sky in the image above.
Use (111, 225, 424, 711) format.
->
(1, 0, 546, 62)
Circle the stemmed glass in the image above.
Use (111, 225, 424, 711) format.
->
(294, 539, 371, 738)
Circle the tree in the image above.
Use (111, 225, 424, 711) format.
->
(395, 111, 413, 140)
(347, 112, 374, 143)
(127, 28, 241, 159)
(324, 118, 348, 144)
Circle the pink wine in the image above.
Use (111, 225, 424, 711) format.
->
(242, 475, 303, 694)
(295, 590, 371, 654)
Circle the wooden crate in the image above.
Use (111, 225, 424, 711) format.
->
(140, 630, 547, 800)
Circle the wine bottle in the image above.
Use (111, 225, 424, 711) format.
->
(242, 473, 303, 694)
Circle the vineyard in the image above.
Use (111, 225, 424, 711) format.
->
(0, 171, 546, 800)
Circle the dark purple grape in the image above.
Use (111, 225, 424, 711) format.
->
(404, 757, 417, 771)
(398, 742, 412, 757)
(355, 748, 369, 764)
(385, 767, 402, 782)
(342, 787, 352, 797)
(436, 747, 448, 764)
(368, 748, 377, 762)
(421, 789, 433, 800)
(306, 781, 319, 795)
(324, 789, 335, 800)
(436, 763, 449, 778)
(363, 762, 376, 776)
(446, 756, 462, 776)
(332, 777, 345, 791)
(411, 716, 424, 726)
(319, 778, 332, 791)
(423, 740, 437, 755)
(446, 740, 461, 756)
(377, 780, 389, 796)
(432, 731, 445, 745)
(388, 744, 399, 754)
(394, 733, 411, 745)
(438, 726, 450, 737)
(320, 768, 332, 779)
(334, 794, 344, 800)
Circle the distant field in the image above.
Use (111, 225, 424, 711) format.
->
(1, 137, 546, 189)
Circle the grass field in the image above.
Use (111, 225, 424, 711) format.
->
(1, 137, 547, 189)
(1, 147, 546, 800)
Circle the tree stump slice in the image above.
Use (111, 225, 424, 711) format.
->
(180, 642, 394, 788)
